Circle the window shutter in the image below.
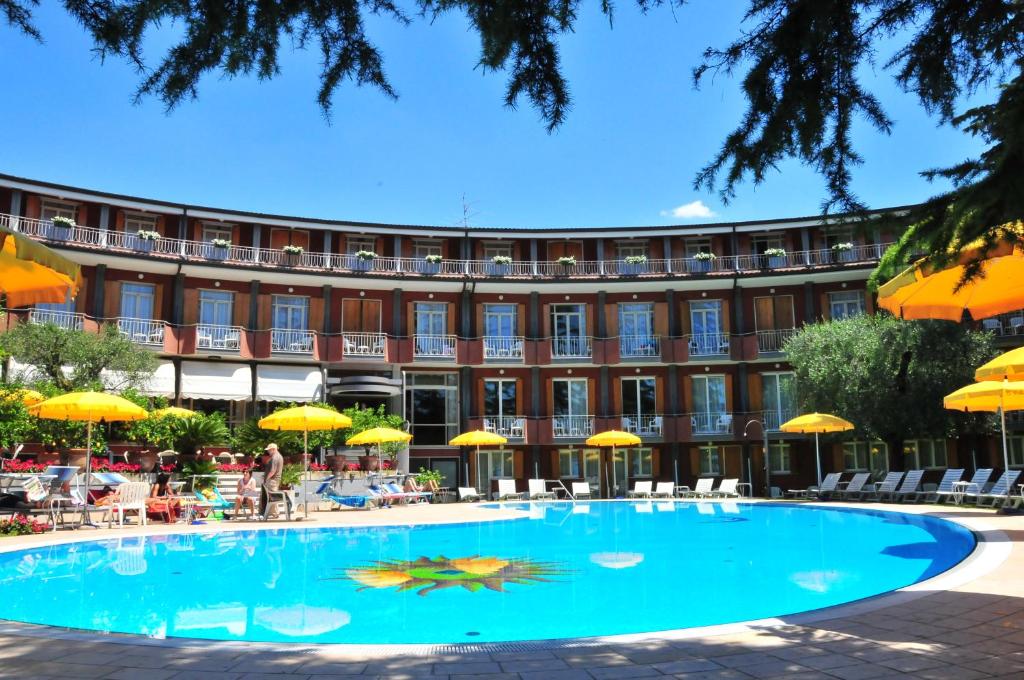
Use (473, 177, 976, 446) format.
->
(104, 280, 120, 319)
(183, 289, 199, 325)
(654, 302, 668, 337)
(76, 205, 88, 227)
(585, 304, 594, 337)
(680, 301, 692, 336)
(516, 304, 526, 337)
(777, 295, 795, 328)
(153, 284, 165, 322)
(651, 449, 660, 478)
(605, 303, 618, 338)
(724, 374, 734, 412)
(258, 294, 271, 329)
(515, 378, 523, 415)
(749, 373, 763, 412)
(721, 299, 731, 333)
(25, 195, 40, 219)
(513, 451, 524, 479)
(542, 304, 551, 337)
(155, 216, 166, 237)
(114, 209, 125, 232)
(819, 293, 831, 321)
(682, 375, 693, 412)
(363, 299, 382, 333)
(688, 446, 700, 475)
(234, 292, 249, 328)
(612, 377, 623, 416)
(550, 451, 560, 478)
(754, 297, 775, 332)
(864, 290, 874, 314)
(309, 297, 325, 333)
(587, 378, 596, 417)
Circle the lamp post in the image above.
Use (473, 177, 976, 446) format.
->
(744, 418, 770, 498)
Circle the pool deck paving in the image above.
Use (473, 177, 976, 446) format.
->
(0, 500, 1022, 679)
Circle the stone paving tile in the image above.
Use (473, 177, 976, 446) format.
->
(167, 656, 252, 672)
(791, 653, 861, 671)
(730, 660, 816, 678)
(820, 663, 902, 680)
(650, 659, 723, 674)
(560, 652, 635, 667)
(237, 674, 313, 680)
(104, 669, 181, 680)
(496, 658, 570, 672)
(710, 652, 779, 669)
(587, 664, 664, 678)
(517, 670, 592, 680)
(166, 672, 245, 680)
(875, 654, 950, 674)
(296, 662, 371, 675)
(15, 661, 119, 678)
(432, 662, 503, 674)
(910, 666, 994, 680)
(669, 670, 748, 680)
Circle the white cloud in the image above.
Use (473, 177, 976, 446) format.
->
(660, 200, 716, 220)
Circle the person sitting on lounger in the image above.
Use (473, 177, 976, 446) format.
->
(232, 470, 259, 518)
(146, 473, 180, 523)
(404, 476, 424, 493)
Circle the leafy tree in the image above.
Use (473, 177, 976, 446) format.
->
(340, 404, 407, 459)
(1, 323, 157, 392)
(172, 412, 231, 456)
(784, 314, 995, 471)
(232, 418, 303, 456)
(0, 387, 34, 449)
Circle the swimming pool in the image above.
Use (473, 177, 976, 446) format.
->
(0, 502, 975, 644)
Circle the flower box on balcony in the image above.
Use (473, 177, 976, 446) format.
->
(620, 255, 648, 275)
(49, 217, 75, 241)
(831, 242, 855, 263)
(208, 239, 231, 261)
(352, 250, 377, 272)
(488, 255, 512, 276)
(133, 230, 160, 253)
(764, 248, 787, 268)
(282, 245, 304, 266)
(416, 255, 442, 275)
(690, 252, 716, 273)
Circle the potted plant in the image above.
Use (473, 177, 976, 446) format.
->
(557, 255, 577, 274)
(690, 251, 717, 273)
(282, 244, 304, 266)
(353, 249, 377, 272)
(208, 237, 231, 261)
(181, 457, 219, 492)
(764, 247, 787, 268)
(279, 463, 304, 490)
(133, 229, 160, 253)
(415, 467, 444, 495)
(49, 216, 75, 241)
(831, 241, 855, 263)
(621, 254, 648, 275)
(489, 254, 513, 276)
(418, 253, 443, 275)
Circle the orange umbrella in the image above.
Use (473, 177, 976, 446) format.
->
(0, 225, 81, 306)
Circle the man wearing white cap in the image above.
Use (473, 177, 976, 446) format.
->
(261, 443, 284, 518)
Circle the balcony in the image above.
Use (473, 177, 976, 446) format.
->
(688, 332, 731, 357)
(117, 318, 164, 346)
(756, 328, 797, 353)
(982, 312, 1024, 337)
(483, 415, 526, 439)
(553, 415, 595, 439)
(619, 335, 661, 358)
(622, 414, 663, 437)
(343, 332, 386, 358)
(197, 324, 242, 352)
(414, 334, 456, 359)
(691, 412, 734, 435)
(483, 336, 525, 361)
(552, 336, 593, 360)
(761, 409, 796, 432)
(29, 308, 84, 331)
(271, 329, 314, 354)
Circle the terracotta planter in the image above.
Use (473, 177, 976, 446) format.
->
(61, 448, 88, 468)
(325, 455, 350, 473)
(137, 451, 159, 473)
(358, 455, 379, 472)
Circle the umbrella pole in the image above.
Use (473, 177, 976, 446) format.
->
(1001, 389, 1010, 472)
(814, 432, 822, 487)
(303, 428, 309, 519)
(81, 419, 97, 528)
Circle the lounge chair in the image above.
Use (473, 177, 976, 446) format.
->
(971, 470, 1022, 508)
(833, 472, 870, 500)
(684, 477, 715, 498)
(809, 472, 843, 500)
(497, 479, 523, 501)
(106, 481, 150, 527)
(528, 478, 556, 500)
(458, 486, 484, 502)
(315, 479, 378, 510)
(626, 480, 653, 498)
(860, 472, 904, 501)
(891, 470, 925, 503)
(709, 478, 740, 498)
(570, 481, 593, 499)
(384, 482, 430, 504)
(195, 487, 232, 517)
(938, 468, 992, 505)
(911, 468, 963, 503)
(651, 481, 675, 498)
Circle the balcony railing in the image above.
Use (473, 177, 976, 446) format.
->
(691, 412, 734, 435)
(483, 415, 526, 439)
(552, 336, 593, 359)
(619, 335, 661, 358)
(553, 415, 595, 438)
(414, 334, 456, 359)
(271, 329, 314, 354)
(688, 332, 731, 357)
(756, 328, 797, 353)
(622, 414, 663, 437)
(197, 324, 242, 351)
(483, 336, 525, 361)
(343, 332, 386, 357)
(761, 409, 796, 432)
(982, 311, 1024, 337)
(117, 318, 164, 346)
(29, 308, 84, 331)
(2, 212, 893, 281)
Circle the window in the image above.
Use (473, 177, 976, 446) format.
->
(405, 372, 459, 445)
(684, 238, 712, 256)
(120, 283, 155, 319)
(272, 296, 308, 330)
(40, 199, 76, 221)
(123, 213, 157, 235)
(413, 240, 442, 258)
(559, 449, 581, 478)
(483, 242, 513, 259)
(752, 234, 785, 254)
(483, 379, 517, 417)
(769, 443, 791, 473)
(619, 303, 655, 355)
(414, 302, 447, 336)
(616, 241, 648, 259)
(762, 373, 796, 430)
(199, 290, 233, 327)
(582, 449, 600, 481)
(904, 440, 947, 469)
(202, 224, 233, 242)
(346, 236, 376, 254)
(824, 227, 855, 249)
(622, 377, 658, 434)
(33, 298, 80, 329)
(476, 449, 514, 492)
(843, 441, 889, 472)
(699, 446, 721, 475)
(629, 448, 653, 477)
(483, 304, 517, 337)
(689, 300, 726, 355)
(1009, 437, 1024, 468)
(553, 379, 589, 417)
(341, 298, 382, 333)
(692, 375, 728, 434)
(551, 304, 588, 357)
(829, 291, 865, 319)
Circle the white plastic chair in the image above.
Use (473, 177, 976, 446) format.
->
(497, 479, 522, 500)
(651, 481, 675, 498)
(571, 481, 592, 499)
(626, 480, 653, 498)
(528, 479, 556, 500)
(106, 481, 150, 528)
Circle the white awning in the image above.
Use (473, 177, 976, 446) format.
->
(181, 361, 252, 401)
(101, 360, 176, 396)
(256, 365, 323, 402)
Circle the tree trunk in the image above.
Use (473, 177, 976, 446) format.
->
(887, 437, 905, 472)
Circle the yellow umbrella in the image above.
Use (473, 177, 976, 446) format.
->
(260, 406, 353, 518)
(586, 430, 642, 499)
(450, 430, 508, 487)
(944, 381, 1024, 472)
(780, 413, 854, 486)
(29, 392, 147, 526)
(346, 426, 412, 477)
(975, 346, 1024, 383)
(0, 225, 82, 306)
(150, 406, 197, 419)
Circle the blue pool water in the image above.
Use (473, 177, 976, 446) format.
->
(0, 502, 974, 644)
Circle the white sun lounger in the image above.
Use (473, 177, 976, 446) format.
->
(571, 481, 593, 499)
(912, 468, 963, 503)
(651, 481, 675, 498)
(860, 472, 904, 501)
(709, 478, 740, 498)
(528, 478, 556, 500)
(626, 480, 653, 498)
(833, 472, 870, 500)
(939, 468, 992, 505)
(684, 477, 715, 498)
(891, 470, 925, 502)
(458, 486, 484, 502)
(971, 470, 1022, 508)
(497, 479, 523, 501)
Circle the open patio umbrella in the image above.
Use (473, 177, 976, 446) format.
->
(259, 406, 352, 518)
(0, 224, 81, 306)
(150, 406, 197, 419)
(449, 430, 508, 488)
(345, 426, 412, 477)
(29, 392, 147, 526)
(586, 430, 642, 498)
(975, 346, 1024, 383)
(780, 413, 854, 487)
(943, 381, 1024, 473)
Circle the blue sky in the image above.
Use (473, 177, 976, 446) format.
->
(0, 3, 986, 229)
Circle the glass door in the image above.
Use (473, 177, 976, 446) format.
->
(583, 449, 600, 492)
(692, 375, 727, 434)
(619, 303, 654, 356)
(551, 304, 586, 356)
(611, 448, 628, 498)
(415, 302, 448, 355)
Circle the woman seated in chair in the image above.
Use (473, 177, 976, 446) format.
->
(404, 475, 424, 493)
(146, 473, 180, 523)
(232, 470, 259, 519)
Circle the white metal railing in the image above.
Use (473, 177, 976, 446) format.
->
(691, 412, 733, 435)
(29, 308, 84, 331)
(982, 311, 1024, 337)
(688, 332, 731, 356)
(552, 415, 595, 438)
(117, 318, 164, 346)
(271, 328, 314, 354)
(622, 414, 663, 437)
(756, 328, 797, 353)
(762, 409, 796, 432)
(483, 415, 526, 439)
(552, 335, 593, 359)
(343, 332, 386, 357)
(414, 334, 457, 358)
(1, 212, 894, 280)
(483, 336, 525, 360)
(619, 335, 661, 358)
(196, 324, 242, 351)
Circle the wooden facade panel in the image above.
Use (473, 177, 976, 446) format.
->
(183, 289, 199, 325)
(234, 292, 250, 328)
(309, 297, 325, 333)
(103, 280, 120, 319)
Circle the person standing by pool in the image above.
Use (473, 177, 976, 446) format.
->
(261, 443, 284, 518)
